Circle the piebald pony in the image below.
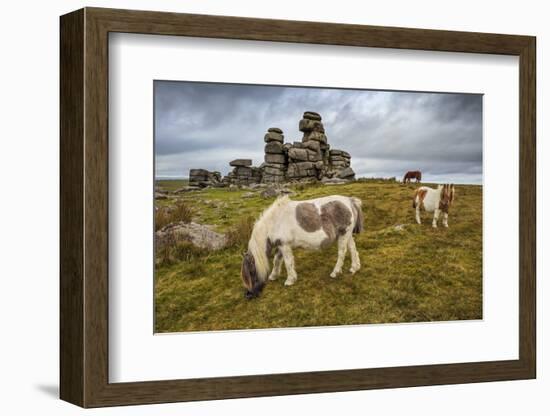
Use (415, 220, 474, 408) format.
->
(413, 184, 456, 228)
(241, 195, 364, 299)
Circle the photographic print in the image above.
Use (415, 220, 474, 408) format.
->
(154, 81, 483, 333)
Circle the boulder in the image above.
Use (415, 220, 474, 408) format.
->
(299, 118, 323, 132)
(303, 131, 327, 144)
(189, 169, 223, 188)
(336, 167, 356, 179)
(288, 147, 309, 161)
(264, 131, 284, 143)
(303, 111, 322, 121)
(304, 140, 321, 152)
(263, 162, 285, 169)
(265, 153, 286, 164)
(265, 141, 284, 154)
(235, 166, 252, 176)
(155, 221, 227, 252)
(268, 127, 283, 134)
(229, 159, 252, 167)
(287, 161, 315, 178)
(263, 166, 285, 176)
(189, 168, 210, 177)
(330, 155, 348, 162)
(307, 149, 322, 162)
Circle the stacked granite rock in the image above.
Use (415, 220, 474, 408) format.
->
(285, 111, 329, 181)
(328, 149, 355, 179)
(195, 111, 355, 187)
(224, 159, 262, 186)
(262, 128, 287, 183)
(189, 169, 223, 188)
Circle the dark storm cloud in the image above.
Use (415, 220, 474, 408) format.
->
(155, 81, 482, 184)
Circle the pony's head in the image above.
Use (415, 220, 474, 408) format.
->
(241, 251, 265, 300)
(439, 184, 456, 212)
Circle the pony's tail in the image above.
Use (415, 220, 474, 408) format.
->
(351, 197, 364, 234)
(412, 189, 418, 209)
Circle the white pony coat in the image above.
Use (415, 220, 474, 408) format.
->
(242, 195, 363, 297)
(413, 184, 455, 228)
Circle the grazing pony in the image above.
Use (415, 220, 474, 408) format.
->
(241, 195, 364, 299)
(403, 170, 422, 183)
(413, 184, 456, 228)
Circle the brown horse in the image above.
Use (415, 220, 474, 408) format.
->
(403, 171, 422, 183)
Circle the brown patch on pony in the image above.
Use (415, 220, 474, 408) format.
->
(320, 200, 352, 247)
(412, 189, 427, 209)
(295, 202, 321, 232)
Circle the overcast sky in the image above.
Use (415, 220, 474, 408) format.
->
(154, 81, 482, 184)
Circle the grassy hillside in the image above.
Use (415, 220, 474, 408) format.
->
(154, 180, 482, 333)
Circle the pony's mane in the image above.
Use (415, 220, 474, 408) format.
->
(256, 195, 291, 224)
(247, 195, 291, 283)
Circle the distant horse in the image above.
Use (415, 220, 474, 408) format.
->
(403, 171, 422, 183)
(241, 195, 364, 299)
(412, 184, 456, 228)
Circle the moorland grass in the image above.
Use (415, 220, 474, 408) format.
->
(154, 180, 482, 332)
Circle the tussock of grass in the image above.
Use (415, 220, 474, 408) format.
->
(225, 216, 256, 249)
(155, 201, 194, 231)
(154, 180, 482, 333)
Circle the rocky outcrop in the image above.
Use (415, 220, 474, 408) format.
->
(189, 111, 355, 187)
(189, 169, 223, 188)
(262, 128, 287, 183)
(222, 159, 262, 186)
(329, 150, 354, 179)
(263, 111, 354, 182)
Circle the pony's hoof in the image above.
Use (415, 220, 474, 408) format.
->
(284, 278, 296, 286)
(349, 267, 359, 274)
(268, 274, 278, 281)
(443, 224, 449, 228)
(432, 224, 438, 228)
(330, 271, 340, 278)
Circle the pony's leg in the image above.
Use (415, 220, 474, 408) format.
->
(432, 208, 440, 228)
(280, 245, 298, 286)
(415, 204, 422, 224)
(348, 237, 360, 274)
(442, 212, 449, 228)
(268, 250, 283, 281)
(330, 234, 350, 278)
